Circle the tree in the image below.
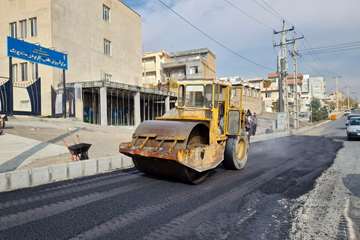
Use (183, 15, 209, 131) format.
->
(310, 98, 328, 122)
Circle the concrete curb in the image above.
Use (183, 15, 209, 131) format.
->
(252, 117, 337, 142)
(291, 120, 331, 135)
(251, 131, 291, 143)
(0, 156, 134, 193)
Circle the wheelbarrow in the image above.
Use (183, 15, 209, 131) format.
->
(0, 115, 8, 129)
(67, 143, 92, 161)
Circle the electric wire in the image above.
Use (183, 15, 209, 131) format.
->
(157, 0, 272, 70)
(223, 0, 275, 30)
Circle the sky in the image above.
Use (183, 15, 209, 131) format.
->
(123, 0, 360, 99)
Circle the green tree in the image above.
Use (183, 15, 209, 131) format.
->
(310, 98, 328, 122)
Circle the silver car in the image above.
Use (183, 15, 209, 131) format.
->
(347, 117, 360, 140)
(345, 114, 360, 126)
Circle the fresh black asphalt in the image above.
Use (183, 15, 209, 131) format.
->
(0, 121, 344, 240)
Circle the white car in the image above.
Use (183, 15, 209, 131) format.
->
(345, 114, 360, 126)
(347, 117, 360, 140)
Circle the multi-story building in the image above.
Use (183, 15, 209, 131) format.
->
(262, 72, 280, 112)
(0, 0, 175, 125)
(162, 48, 216, 82)
(142, 50, 170, 87)
(309, 76, 326, 100)
(219, 76, 264, 114)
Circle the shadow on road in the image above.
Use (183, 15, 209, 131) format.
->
(0, 128, 80, 173)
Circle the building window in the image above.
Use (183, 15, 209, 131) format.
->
(103, 4, 111, 22)
(9, 22, 17, 38)
(20, 62, 28, 81)
(12, 64, 18, 82)
(29, 17, 37, 37)
(19, 19, 27, 39)
(104, 39, 111, 56)
(189, 66, 199, 75)
(31, 62, 38, 81)
(265, 92, 272, 98)
(104, 73, 112, 82)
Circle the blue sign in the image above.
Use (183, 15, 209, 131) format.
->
(7, 37, 68, 70)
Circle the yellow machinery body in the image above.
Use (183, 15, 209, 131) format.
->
(119, 79, 249, 183)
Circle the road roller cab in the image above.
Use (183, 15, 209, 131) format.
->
(119, 79, 249, 184)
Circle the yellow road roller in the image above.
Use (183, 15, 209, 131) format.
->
(119, 79, 249, 184)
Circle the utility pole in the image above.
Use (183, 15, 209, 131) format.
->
(274, 21, 306, 129)
(274, 20, 294, 114)
(347, 86, 350, 110)
(335, 76, 341, 112)
(289, 36, 304, 129)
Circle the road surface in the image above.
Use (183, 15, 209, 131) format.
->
(0, 119, 350, 240)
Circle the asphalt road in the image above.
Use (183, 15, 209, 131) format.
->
(0, 119, 346, 240)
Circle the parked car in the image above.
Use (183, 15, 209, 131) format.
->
(347, 117, 360, 140)
(345, 114, 360, 126)
(344, 109, 351, 116)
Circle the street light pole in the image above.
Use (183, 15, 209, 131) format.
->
(347, 86, 350, 110)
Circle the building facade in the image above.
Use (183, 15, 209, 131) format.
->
(142, 50, 170, 87)
(309, 76, 326, 100)
(163, 48, 216, 82)
(220, 76, 264, 114)
(0, 0, 175, 125)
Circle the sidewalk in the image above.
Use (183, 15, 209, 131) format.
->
(0, 133, 68, 173)
(2, 116, 134, 170)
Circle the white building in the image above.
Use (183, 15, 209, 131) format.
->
(309, 76, 326, 100)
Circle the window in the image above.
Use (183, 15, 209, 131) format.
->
(104, 39, 111, 56)
(29, 17, 37, 37)
(189, 66, 199, 75)
(104, 73, 112, 82)
(204, 84, 213, 107)
(19, 19, 27, 39)
(9, 22, 17, 38)
(12, 64, 18, 82)
(31, 63, 38, 81)
(228, 110, 240, 135)
(185, 85, 204, 107)
(231, 89, 237, 98)
(178, 85, 185, 107)
(20, 62, 28, 81)
(265, 92, 272, 98)
(103, 4, 111, 22)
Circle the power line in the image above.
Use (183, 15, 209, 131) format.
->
(258, 0, 283, 19)
(223, 0, 274, 30)
(301, 40, 360, 52)
(300, 41, 360, 56)
(302, 46, 360, 56)
(157, 0, 272, 70)
(251, 0, 281, 19)
(248, 0, 341, 77)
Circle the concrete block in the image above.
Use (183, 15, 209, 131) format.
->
(83, 160, 97, 176)
(68, 162, 83, 179)
(122, 157, 134, 169)
(98, 159, 111, 173)
(31, 167, 50, 186)
(9, 170, 30, 190)
(111, 157, 124, 170)
(0, 173, 8, 192)
(50, 164, 68, 182)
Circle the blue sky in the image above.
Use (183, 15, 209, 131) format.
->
(124, 0, 360, 98)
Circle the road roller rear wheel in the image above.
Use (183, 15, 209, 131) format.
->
(133, 157, 209, 184)
(223, 135, 248, 170)
(181, 167, 209, 184)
